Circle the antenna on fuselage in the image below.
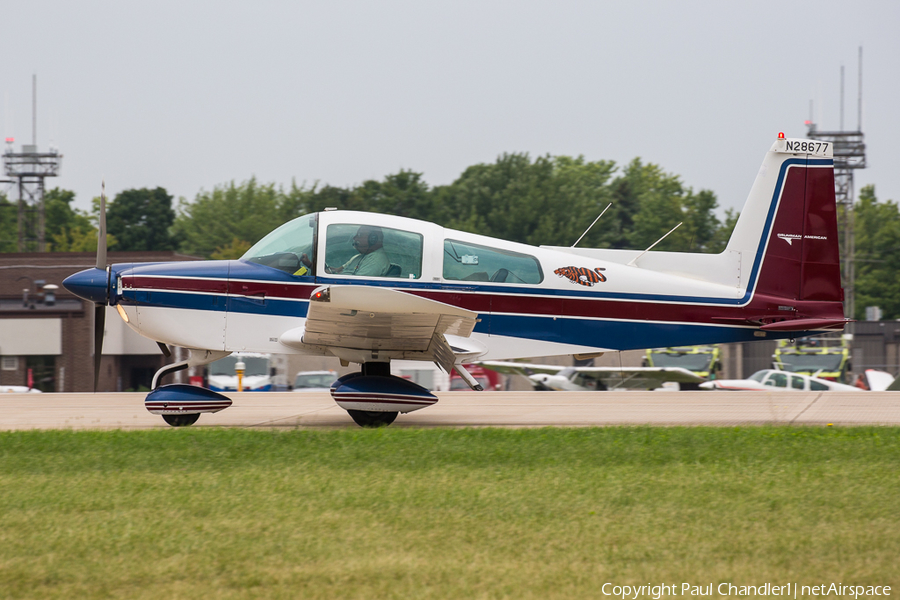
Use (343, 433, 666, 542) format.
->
(572, 203, 612, 248)
(627, 222, 682, 267)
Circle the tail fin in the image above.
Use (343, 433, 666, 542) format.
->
(727, 136, 842, 303)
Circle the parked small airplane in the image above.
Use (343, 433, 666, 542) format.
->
(1, 386, 42, 393)
(699, 369, 864, 392)
(65, 134, 848, 426)
(475, 361, 704, 391)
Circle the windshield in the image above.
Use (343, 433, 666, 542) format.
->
(749, 370, 768, 382)
(649, 352, 713, 371)
(294, 373, 336, 389)
(241, 213, 317, 275)
(209, 355, 270, 377)
(778, 354, 844, 372)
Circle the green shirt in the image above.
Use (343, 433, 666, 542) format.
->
(340, 248, 390, 276)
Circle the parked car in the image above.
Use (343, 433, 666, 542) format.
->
(293, 370, 337, 391)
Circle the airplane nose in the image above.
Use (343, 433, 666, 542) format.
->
(63, 268, 110, 304)
(698, 381, 715, 390)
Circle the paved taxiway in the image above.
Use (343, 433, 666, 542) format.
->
(1, 391, 899, 430)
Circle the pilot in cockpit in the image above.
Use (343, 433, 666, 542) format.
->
(324, 225, 390, 277)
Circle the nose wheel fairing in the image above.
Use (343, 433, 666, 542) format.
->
(330, 372, 438, 414)
(145, 384, 233, 418)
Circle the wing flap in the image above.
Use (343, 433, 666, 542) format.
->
(429, 333, 456, 374)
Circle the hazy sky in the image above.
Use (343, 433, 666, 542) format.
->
(3, 1, 898, 221)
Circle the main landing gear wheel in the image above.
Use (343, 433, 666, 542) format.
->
(162, 413, 200, 427)
(347, 410, 398, 428)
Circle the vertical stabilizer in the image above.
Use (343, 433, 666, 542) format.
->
(726, 137, 841, 303)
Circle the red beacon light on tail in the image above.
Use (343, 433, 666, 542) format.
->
(778, 132, 785, 139)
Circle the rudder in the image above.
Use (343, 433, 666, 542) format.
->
(726, 136, 841, 303)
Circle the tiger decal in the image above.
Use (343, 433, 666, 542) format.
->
(554, 266, 607, 287)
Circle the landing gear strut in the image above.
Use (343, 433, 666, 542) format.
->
(362, 362, 391, 377)
(147, 349, 233, 427)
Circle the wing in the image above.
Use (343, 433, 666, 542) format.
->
(479, 362, 704, 390)
(570, 366, 705, 390)
(280, 285, 479, 373)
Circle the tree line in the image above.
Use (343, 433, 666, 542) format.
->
(1, 153, 896, 319)
(1, 153, 735, 256)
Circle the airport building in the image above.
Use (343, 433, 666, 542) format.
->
(0, 252, 199, 392)
(722, 325, 900, 384)
(847, 321, 900, 377)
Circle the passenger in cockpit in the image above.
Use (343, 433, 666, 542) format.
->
(325, 225, 390, 276)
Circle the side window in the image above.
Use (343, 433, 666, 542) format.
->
(809, 379, 829, 391)
(766, 372, 788, 388)
(790, 375, 805, 390)
(324, 224, 422, 279)
(443, 239, 543, 284)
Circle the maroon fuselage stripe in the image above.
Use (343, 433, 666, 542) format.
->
(124, 276, 319, 300)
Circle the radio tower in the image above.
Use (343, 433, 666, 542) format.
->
(806, 48, 866, 320)
(2, 75, 62, 252)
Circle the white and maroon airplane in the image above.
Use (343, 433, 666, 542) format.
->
(65, 134, 848, 427)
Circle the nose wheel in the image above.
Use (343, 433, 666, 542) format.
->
(347, 410, 398, 428)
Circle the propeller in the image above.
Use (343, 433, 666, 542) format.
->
(93, 182, 111, 391)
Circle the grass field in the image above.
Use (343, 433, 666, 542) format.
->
(1, 427, 898, 599)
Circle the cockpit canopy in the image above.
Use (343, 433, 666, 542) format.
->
(241, 210, 544, 284)
(242, 212, 426, 279)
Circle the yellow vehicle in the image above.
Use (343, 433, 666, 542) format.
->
(643, 346, 722, 389)
(772, 335, 850, 383)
